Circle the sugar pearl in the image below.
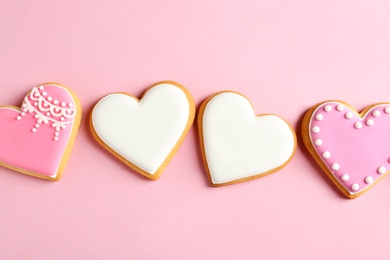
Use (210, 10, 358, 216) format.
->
(322, 151, 331, 159)
(373, 110, 380, 117)
(378, 166, 386, 174)
(336, 104, 344, 111)
(316, 114, 323, 121)
(332, 163, 340, 171)
(345, 112, 353, 119)
(351, 184, 360, 191)
(314, 139, 322, 146)
(312, 126, 320, 133)
(354, 122, 362, 129)
(366, 119, 374, 126)
(365, 176, 373, 184)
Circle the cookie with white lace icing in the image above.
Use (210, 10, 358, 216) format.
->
(0, 83, 82, 180)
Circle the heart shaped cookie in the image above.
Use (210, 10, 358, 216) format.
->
(198, 91, 297, 186)
(302, 101, 390, 199)
(90, 81, 195, 180)
(0, 83, 81, 180)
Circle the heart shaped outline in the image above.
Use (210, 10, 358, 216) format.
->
(89, 81, 196, 180)
(198, 91, 297, 186)
(0, 82, 82, 181)
(302, 100, 390, 199)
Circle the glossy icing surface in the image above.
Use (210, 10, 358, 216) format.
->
(309, 101, 390, 195)
(202, 92, 296, 184)
(91, 83, 190, 174)
(0, 84, 77, 178)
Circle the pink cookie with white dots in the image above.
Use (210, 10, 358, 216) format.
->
(302, 101, 390, 199)
(0, 83, 81, 180)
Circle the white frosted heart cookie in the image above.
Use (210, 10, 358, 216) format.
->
(90, 81, 195, 180)
(198, 91, 297, 186)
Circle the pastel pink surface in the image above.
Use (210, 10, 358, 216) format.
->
(1, 1, 390, 259)
(0, 85, 75, 177)
(309, 102, 390, 195)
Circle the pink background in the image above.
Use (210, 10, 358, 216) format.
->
(1, 0, 390, 259)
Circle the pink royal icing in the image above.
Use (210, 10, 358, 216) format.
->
(309, 102, 390, 195)
(0, 84, 77, 178)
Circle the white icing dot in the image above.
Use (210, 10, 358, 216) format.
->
(316, 114, 323, 121)
(22, 104, 27, 108)
(23, 108, 27, 112)
(322, 151, 331, 159)
(37, 119, 42, 124)
(332, 163, 340, 171)
(351, 183, 360, 191)
(35, 114, 39, 119)
(52, 123, 56, 127)
(366, 119, 374, 126)
(55, 132, 59, 137)
(385, 107, 390, 114)
(61, 102, 66, 107)
(68, 103, 73, 108)
(341, 174, 349, 181)
(21, 112, 26, 116)
(54, 100, 59, 105)
(35, 124, 40, 128)
(34, 102, 38, 106)
(61, 125, 66, 129)
(336, 104, 344, 111)
(345, 112, 353, 119)
(354, 122, 362, 129)
(42, 91, 47, 96)
(325, 105, 332, 112)
(39, 86, 44, 90)
(46, 112, 50, 116)
(54, 137, 58, 141)
(60, 117, 65, 121)
(16, 116, 21, 120)
(312, 126, 320, 133)
(365, 176, 373, 184)
(315, 139, 323, 146)
(378, 166, 386, 174)
(373, 110, 381, 117)
(32, 128, 37, 133)
(48, 96, 52, 101)
(316, 113, 324, 121)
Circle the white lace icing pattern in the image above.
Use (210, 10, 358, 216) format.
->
(16, 86, 75, 141)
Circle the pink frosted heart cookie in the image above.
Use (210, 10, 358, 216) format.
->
(302, 101, 390, 198)
(0, 83, 82, 180)
(198, 91, 297, 186)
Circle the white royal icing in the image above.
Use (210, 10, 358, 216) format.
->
(17, 86, 75, 141)
(201, 92, 296, 184)
(91, 83, 190, 174)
